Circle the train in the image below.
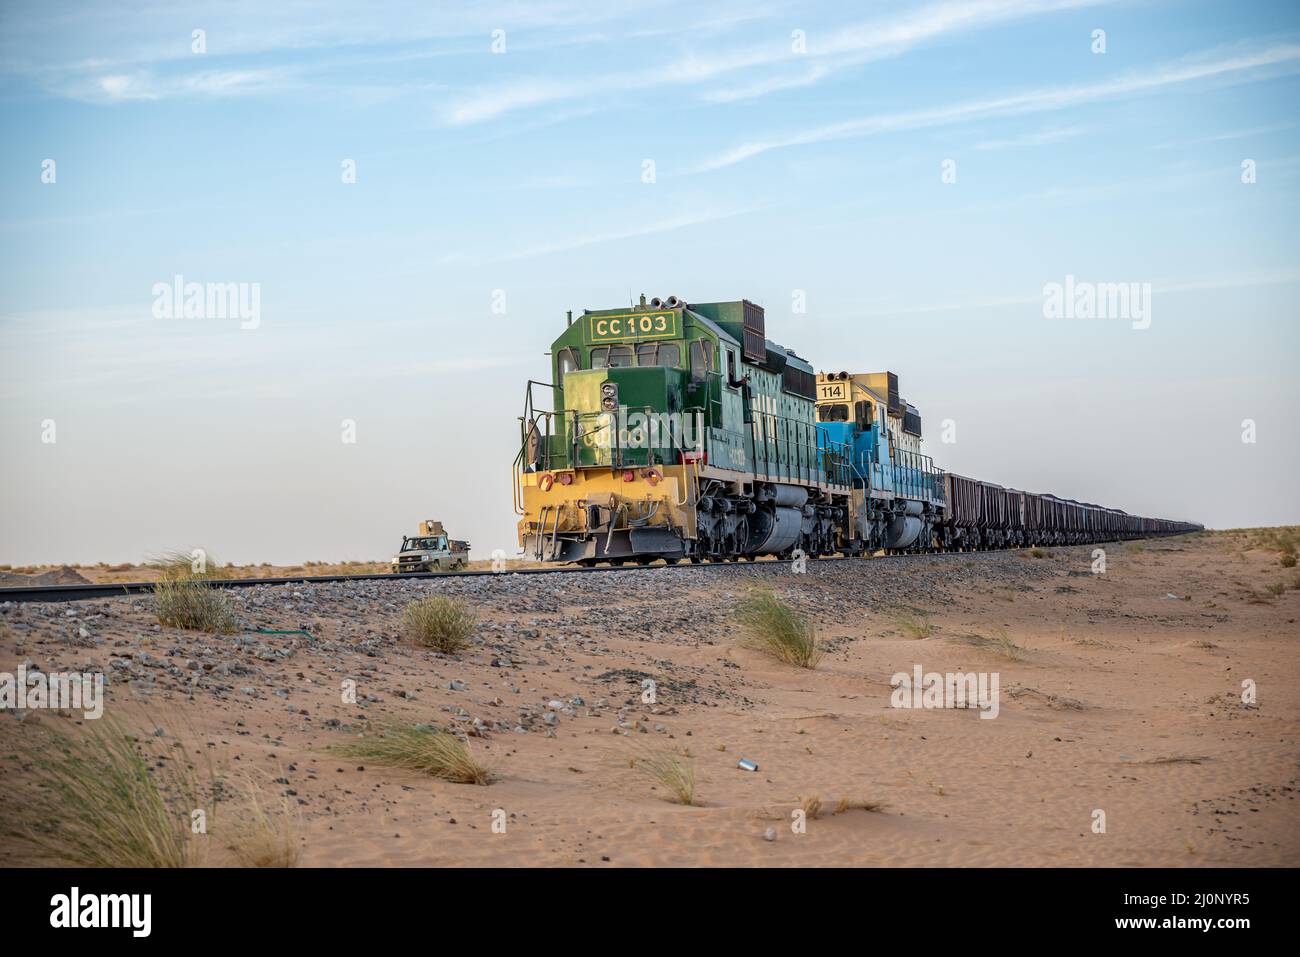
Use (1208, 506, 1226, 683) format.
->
(515, 295, 1199, 564)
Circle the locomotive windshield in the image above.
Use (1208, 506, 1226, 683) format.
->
(591, 345, 633, 368)
(818, 403, 849, 422)
(591, 343, 680, 368)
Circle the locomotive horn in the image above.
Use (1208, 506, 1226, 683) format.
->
(649, 297, 664, 308)
(664, 295, 681, 308)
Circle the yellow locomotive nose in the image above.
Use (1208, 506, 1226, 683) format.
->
(517, 463, 692, 564)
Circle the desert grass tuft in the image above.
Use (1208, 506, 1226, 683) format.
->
(800, 794, 823, 818)
(798, 794, 886, 820)
(154, 576, 237, 633)
(330, 723, 491, 784)
(1, 717, 215, 867)
(147, 548, 224, 581)
(891, 608, 934, 639)
(834, 796, 887, 814)
(403, 595, 476, 653)
(149, 547, 236, 633)
(952, 629, 1022, 660)
(628, 745, 697, 806)
(733, 587, 821, 668)
(225, 773, 302, 867)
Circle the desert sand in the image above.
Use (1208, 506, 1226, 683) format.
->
(1, 531, 1296, 867)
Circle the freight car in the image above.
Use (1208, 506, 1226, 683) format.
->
(515, 295, 1199, 563)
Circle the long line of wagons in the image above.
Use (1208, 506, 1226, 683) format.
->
(515, 295, 1200, 564)
(941, 475, 1193, 550)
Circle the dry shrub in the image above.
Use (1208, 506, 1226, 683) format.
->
(404, 596, 476, 653)
(629, 745, 697, 806)
(733, 588, 821, 668)
(1, 716, 216, 867)
(330, 723, 491, 784)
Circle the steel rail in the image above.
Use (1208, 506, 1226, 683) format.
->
(0, 563, 680, 604)
(0, 535, 1191, 605)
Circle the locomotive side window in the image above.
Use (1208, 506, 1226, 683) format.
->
(689, 340, 710, 381)
(556, 347, 580, 386)
(855, 400, 873, 430)
(818, 403, 849, 422)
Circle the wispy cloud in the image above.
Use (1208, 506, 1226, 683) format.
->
(840, 267, 1300, 320)
(435, 206, 759, 266)
(1, 0, 668, 103)
(974, 126, 1086, 150)
(90, 67, 293, 101)
(693, 43, 1300, 172)
(1147, 121, 1298, 150)
(443, 0, 1107, 124)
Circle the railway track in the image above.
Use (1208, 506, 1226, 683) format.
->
(0, 535, 1183, 605)
(0, 555, 869, 604)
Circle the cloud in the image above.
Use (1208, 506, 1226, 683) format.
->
(442, 0, 1107, 124)
(692, 43, 1300, 172)
(974, 126, 1086, 150)
(436, 206, 759, 266)
(69, 67, 298, 102)
(847, 267, 1300, 319)
(1, 0, 662, 104)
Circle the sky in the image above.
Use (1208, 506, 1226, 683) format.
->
(0, 0, 1297, 566)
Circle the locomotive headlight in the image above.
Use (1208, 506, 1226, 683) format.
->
(600, 382, 618, 412)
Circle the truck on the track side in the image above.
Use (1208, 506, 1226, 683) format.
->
(390, 520, 470, 573)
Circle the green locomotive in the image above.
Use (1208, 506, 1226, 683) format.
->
(515, 295, 852, 563)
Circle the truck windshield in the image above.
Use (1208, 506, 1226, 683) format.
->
(404, 538, 441, 550)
